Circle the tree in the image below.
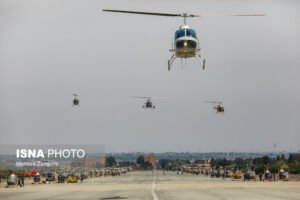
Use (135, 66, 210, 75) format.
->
(136, 155, 145, 166)
(159, 159, 168, 169)
(136, 155, 153, 170)
(289, 161, 300, 174)
(255, 164, 265, 174)
(119, 161, 134, 167)
(106, 156, 116, 167)
(288, 154, 296, 163)
(280, 154, 286, 161)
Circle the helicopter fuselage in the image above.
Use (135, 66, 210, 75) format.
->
(214, 105, 224, 113)
(73, 94, 80, 106)
(143, 99, 155, 109)
(174, 25, 199, 58)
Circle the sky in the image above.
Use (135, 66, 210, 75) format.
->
(0, 0, 299, 153)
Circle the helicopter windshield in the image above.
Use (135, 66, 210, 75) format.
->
(175, 29, 185, 39)
(175, 28, 197, 39)
(186, 29, 197, 38)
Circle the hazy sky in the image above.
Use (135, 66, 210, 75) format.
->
(0, 0, 299, 153)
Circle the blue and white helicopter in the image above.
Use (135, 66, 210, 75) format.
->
(103, 9, 264, 71)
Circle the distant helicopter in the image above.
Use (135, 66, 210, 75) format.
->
(132, 96, 159, 109)
(102, 9, 265, 71)
(73, 94, 80, 106)
(206, 101, 224, 114)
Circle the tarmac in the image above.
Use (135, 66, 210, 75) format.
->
(0, 171, 300, 200)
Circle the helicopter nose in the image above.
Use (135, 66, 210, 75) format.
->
(184, 41, 188, 47)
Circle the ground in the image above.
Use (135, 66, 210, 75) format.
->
(0, 171, 300, 200)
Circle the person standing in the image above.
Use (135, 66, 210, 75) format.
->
(18, 178, 21, 187)
(259, 173, 262, 181)
(21, 176, 24, 187)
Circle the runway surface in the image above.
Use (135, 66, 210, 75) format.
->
(0, 171, 300, 200)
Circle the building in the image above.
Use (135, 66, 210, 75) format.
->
(194, 159, 211, 169)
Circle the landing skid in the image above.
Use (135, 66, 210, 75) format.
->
(168, 54, 177, 71)
(168, 54, 206, 71)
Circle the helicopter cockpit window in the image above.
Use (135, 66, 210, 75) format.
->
(175, 29, 185, 39)
(188, 40, 197, 48)
(186, 29, 197, 38)
(176, 41, 184, 48)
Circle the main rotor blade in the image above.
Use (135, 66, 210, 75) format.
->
(205, 101, 222, 104)
(103, 9, 181, 17)
(151, 97, 167, 100)
(191, 13, 265, 17)
(131, 96, 167, 100)
(131, 96, 150, 99)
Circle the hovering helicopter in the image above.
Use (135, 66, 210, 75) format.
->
(102, 9, 265, 71)
(73, 94, 80, 106)
(132, 96, 158, 109)
(206, 101, 224, 114)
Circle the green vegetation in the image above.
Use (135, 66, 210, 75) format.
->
(136, 155, 152, 170)
(105, 156, 117, 167)
(289, 162, 300, 174)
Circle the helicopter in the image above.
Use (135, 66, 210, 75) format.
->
(7, 173, 18, 188)
(102, 9, 265, 71)
(206, 101, 224, 114)
(132, 96, 158, 109)
(73, 94, 80, 106)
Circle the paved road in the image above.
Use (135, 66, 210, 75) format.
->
(0, 171, 300, 200)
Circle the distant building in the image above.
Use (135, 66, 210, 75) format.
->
(144, 154, 156, 169)
(194, 159, 211, 169)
